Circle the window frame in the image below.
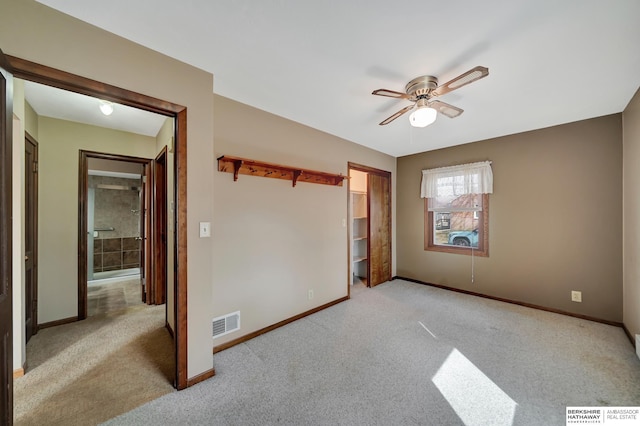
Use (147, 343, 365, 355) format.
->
(424, 193, 489, 257)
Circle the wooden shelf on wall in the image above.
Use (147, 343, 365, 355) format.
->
(217, 155, 346, 187)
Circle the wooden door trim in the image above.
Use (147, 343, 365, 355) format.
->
(348, 162, 391, 177)
(7, 55, 189, 390)
(6, 56, 179, 116)
(174, 109, 188, 389)
(142, 162, 153, 304)
(0, 48, 14, 426)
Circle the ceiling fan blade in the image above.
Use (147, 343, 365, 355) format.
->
(432, 66, 489, 97)
(429, 100, 464, 118)
(372, 88, 410, 99)
(379, 104, 414, 125)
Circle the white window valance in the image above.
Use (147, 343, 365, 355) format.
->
(420, 161, 493, 199)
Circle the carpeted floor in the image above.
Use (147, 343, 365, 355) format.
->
(104, 279, 640, 426)
(14, 301, 175, 426)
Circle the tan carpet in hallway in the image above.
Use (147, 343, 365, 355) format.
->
(14, 302, 175, 425)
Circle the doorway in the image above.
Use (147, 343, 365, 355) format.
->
(84, 156, 149, 316)
(348, 162, 392, 294)
(350, 169, 368, 287)
(5, 54, 190, 391)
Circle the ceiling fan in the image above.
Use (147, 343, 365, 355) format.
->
(372, 66, 489, 127)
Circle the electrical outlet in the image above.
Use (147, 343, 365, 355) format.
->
(571, 290, 582, 303)
(308, 289, 314, 300)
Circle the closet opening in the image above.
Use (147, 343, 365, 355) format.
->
(350, 169, 368, 287)
(348, 162, 392, 296)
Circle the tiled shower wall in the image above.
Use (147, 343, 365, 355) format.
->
(90, 175, 142, 272)
(93, 237, 141, 272)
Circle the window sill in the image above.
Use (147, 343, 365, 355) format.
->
(424, 244, 489, 257)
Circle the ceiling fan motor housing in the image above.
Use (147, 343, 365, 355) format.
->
(405, 75, 438, 100)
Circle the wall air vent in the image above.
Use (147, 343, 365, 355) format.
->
(212, 311, 240, 339)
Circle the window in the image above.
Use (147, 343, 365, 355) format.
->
(421, 161, 492, 257)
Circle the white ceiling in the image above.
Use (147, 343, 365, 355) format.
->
(35, 0, 640, 157)
(23, 81, 167, 137)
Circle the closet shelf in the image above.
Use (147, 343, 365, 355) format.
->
(217, 155, 346, 187)
(353, 236, 367, 241)
(353, 256, 368, 263)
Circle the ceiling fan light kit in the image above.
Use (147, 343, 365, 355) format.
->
(372, 65, 489, 127)
(409, 101, 437, 128)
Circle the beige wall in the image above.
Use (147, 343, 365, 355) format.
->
(11, 80, 26, 371)
(1, 0, 215, 378)
(397, 115, 623, 322)
(212, 95, 396, 346)
(623, 87, 640, 338)
(37, 117, 156, 322)
(24, 101, 38, 139)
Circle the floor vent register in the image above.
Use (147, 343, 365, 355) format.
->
(212, 311, 240, 339)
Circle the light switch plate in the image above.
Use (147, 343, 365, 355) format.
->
(199, 222, 211, 238)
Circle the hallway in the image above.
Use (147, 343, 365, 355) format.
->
(14, 292, 174, 425)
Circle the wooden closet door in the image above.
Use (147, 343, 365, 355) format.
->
(24, 134, 38, 343)
(368, 172, 391, 287)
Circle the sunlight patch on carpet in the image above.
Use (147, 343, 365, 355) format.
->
(432, 348, 517, 426)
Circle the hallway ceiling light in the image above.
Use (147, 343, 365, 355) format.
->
(99, 100, 114, 116)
